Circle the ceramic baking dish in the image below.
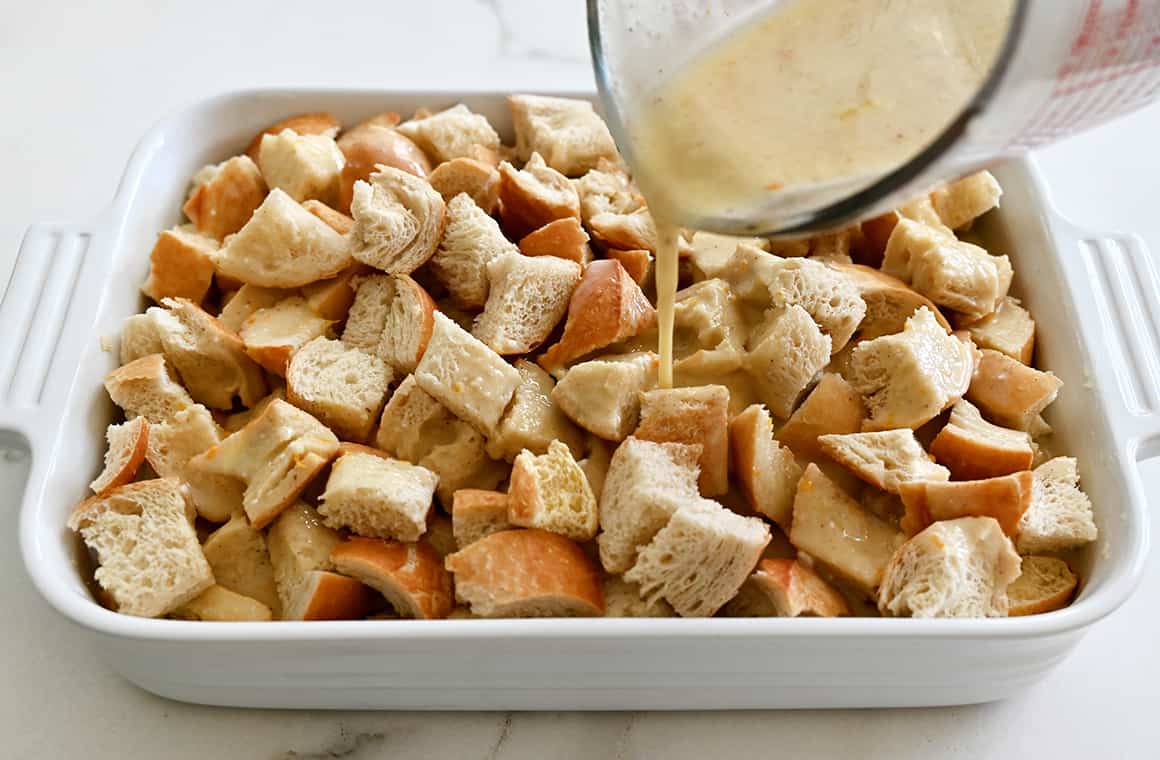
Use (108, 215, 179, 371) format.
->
(2, 89, 1155, 710)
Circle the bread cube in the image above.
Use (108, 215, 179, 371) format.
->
(930, 398, 1036, 480)
(141, 225, 218, 304)
(202, 513, 281, 616)
(518, 217, 593, 267)
(774, 373, 865, 460)
(588, 207, 657, 253)
(486, 360, 585, 462)
(899, 470, 1033, 537)
(244, 112, 340, 160)
(337, 123, 432, 213)
(818, 429, 950, 494)
(396, 103, 501, 164)
(216, 284, 289, 332)
(745, 304, 831, 419)
(967, 349, 1063, 431)
(302, 199, 356, 235)
(764, 258, 866, 351)
(281, 570, 379, 621)
(878, 517, 1021, 618)
(183, 155, 267, 240)
(350, 166, 447, 275)
(172, 585, 272, 622)
(341, 273, 436, 374)
(239, 296, 335, 375)
(635, 385, 730, 496)
(722, 558, 850, 617)
(473, 252, 582, 354)
(830, 263, 950, 340)
(265, 502, 342, 611)
(508, 94, 618, 177)
(104, 353, 195, 424)
(90, 416, 148, 497)
(119, 313, 165, 366)
(930, 171, 1002, 230)
(286, 337, 392, 442)
(452, 489, 512, 548)
(508, 441, 598, 541)
(1016, 457, 1098, 554)
(497, 152, 581, 240)
(331, 536, 453, 619)
(428, 157, 500, 215)
(602, 576, 676, 618)
(673, 278, 749, 367)
(960, 296, 1035, 364)
(145, 403, 241, 522)
(430, 193, 520, 309)
(551, 353, 658, 441)
(1007, 556, 1077, 616)
(729, 404, 801, 528)
(318, 450, 437, 541)
(257, 129, 344, 206)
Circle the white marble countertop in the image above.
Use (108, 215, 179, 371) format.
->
(2, 2, 1158, 757)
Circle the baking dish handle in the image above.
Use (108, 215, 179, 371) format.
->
(0, 223, 94, 436)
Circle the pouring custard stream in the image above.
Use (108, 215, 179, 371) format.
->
(637, 0, 1015, 388)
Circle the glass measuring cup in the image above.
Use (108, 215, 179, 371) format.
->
(588, 0, 1160, 236)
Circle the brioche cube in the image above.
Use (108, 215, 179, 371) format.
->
(774, 373, 865, 461)
(318, 450, 437, 541)
(452, 489, 512, 548)
(729, 404, 802, 528)
(723, 559, 850, 617)
(350, 167, 447, 275)
(625, 503, 770, 617)
(430, 193, 520, 309)
(1016, 457, 1098, 554)
(286, 337, 391, 442)
(244, 112, 340, 159)
(789, 463, 904, 595)
(967, 349, 1063, 432)
(818, 429, 950, 494)
(342, 273, 436, 374)
(509, 94, 618, 177)
(68, 479, 213, 618)
(429, 157, 501, 215)
(202, 513, 281, 616)
(239, 296, 335, 375)
(930, 171, 1002, 230)
(497, 152, 581, 240)
(960, 296, 1035, 364)
(473, 252, 582, 355)
(172, 585, 273, 622)
(331, 536, 453, 619)
(878, 516, 1021, 618)
(413, 312, 521, 435)
(602, 576, 676, 617)
(104, 353, 195, 424)
(183, 155, 267, 240)
(214, 188, 353, 288)
(551, 353, 658, 441)
(119, 313, 165, 366)
(635, 385, 730, 496)
(508, 441, 598, 541)
(265, 502, 342, 612)
(518, 217, 593, 267)
(445, 529, 604, 617)
(745, 304, 831, 419)
(830, 262, 950, 340)
(90, 416, 149, 497)
(486, 360, 585, 462)
(396, 103, 501, 164)
(899, 470, 1033, 537)
(1007, 556, 1078, 616)
(257, 129, 344, 206)
(188, 399, 339, 529)
(141, 225, 218, 304)
(848, 307, 973, 431)
(216, 284, 289, 332)
(144, 403, 241, 522)
(930, 398, 1036, 480)
(596, 437, 704, 573)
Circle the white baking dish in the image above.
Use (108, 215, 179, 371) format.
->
(2, 89, 1155, 710)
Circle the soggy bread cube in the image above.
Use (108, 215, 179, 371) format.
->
(183, 155, 267, 240)
(602, 576, 676, 617)
(145, 403, 241, 522)
(551, 353, 657, 441)
(960, 296, 1035, 364)
(673, 279, 748, 359)
(774, 373, 865, 461)
(807, 227, 860, 264)
(899, 471, 1033, 537)
(509, 441, 598, 540)
(1016, 457, 1098, 554)
(635, 385, 730, 496)
(789, 463, 904, 595)
(1007, 555, 1077, 616)
(473, 252, 582, 354)
(214, 188, 353, 288)
(830, 263, 950, 340)
(967, 349, 1063, 431)
(396, 103, 501, 164)
(282, 570, 379, 621)
(119, 313, 165, 366)
(217, 284, 288, 332)
(68, 479, 213, 618)
(425, 514, 457, 559)
(266, 502, 342, 609)
(337, 124, 432, 213)
(729, 404, 802, 528)
(173, 585, 272, 622)
(90, 416, 149, 497)
(878, 516, 1021, 618)
(625, 503, 770, 617)
(239, 296, 335, 375)
(723, 558, 850, 617)
(257, 129, 344, 205)
(350, 166, 447, 275)
(431, 193, 520, 309)
(597, 437, 704, 573)
(519, 217, 593, 267)
(509, 94, 618, 177)
(331, 536, 453, 619)
(244, 112, 340, 160)
(286, 337, 391, 442)
(142, 225, 218, 304)
(818, 429, 950, 494)
(202, 513, 281, 616)
(413, 312, 522, 434)
(685, 231, 767, 281)
(745, 305, 831, 419)
(104, 353, 195, 424)
(188, 399, 339, 529)
(539, 259, 657, 371)
(930, 399, 1035, 480)
(446, 529, 604, 617)
(342, 273, 436, 373)
(318, 449, 436, 541)
(882, 219, 1012, 321)
(302, 199, 356, 235)
(764, 258, 866, 351)
(452, 489, 512, 548)
(486, 360, 584, 462)
(497, 152, 582, 240)
(151, 298, 266, 410)
(930, 171, 1002, 230)
(848, 307, 973, 430)
(428, 157, 500, 214)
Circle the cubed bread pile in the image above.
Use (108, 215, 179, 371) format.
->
(72, 95, 1097, 622)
